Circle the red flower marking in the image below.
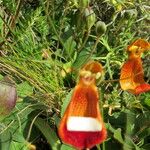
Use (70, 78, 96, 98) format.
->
(120, 39, 150, 94)
(58, 61, 107, 149)
(135, 84, 150, 95)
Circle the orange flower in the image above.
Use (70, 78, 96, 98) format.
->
(120, 39, 150, 94)
(58, 61, 107, 149)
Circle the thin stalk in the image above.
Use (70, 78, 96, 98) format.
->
(91, 35, 101, 53)
(0, 120, 14, 134)
(83, 35, 101, 63)
(44, 0, 64, 48)
(0, 14, 13, 36)
(0, 14, 15, 47)
(10, 0, 23, 29)
(56, 1, 69, 49)
(78, 29, 90, 52)
(26, 110, 44, 141)
(106, 53, 113, 79)
(0, 0, 23, 47)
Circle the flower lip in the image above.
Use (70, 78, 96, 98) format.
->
(58, 61, 107, 149)
(79, 70, 95, 85)
(79, 61, 103, 84)
(79, 70, 102, 85)
(128, 45, 139, 52)
(82, 61, 103, 74)
(120, 39, 150, 95)
(127, 39, 150, 52)
(67, 116, 102, 131)
(134, 84, 150, 95)
(79, 70, 92, 78)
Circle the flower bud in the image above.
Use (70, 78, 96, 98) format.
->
(95, 21, 107, 36)
(84, 7, 96, 30)
(0, 82, 17, 116)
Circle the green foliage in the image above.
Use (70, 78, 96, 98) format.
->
(0, 0, 150, 150)
(60, 144, 75, 150)
(17, 81, 33, 98)
(34, 117, 60, 150)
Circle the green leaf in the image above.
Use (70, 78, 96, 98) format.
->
(17, 81, 33, 97)
(60, 144, 75, 150)
(114, 128, 124, 144)
(34, 117, 60, 150)
(0, 115, 5, 122)
(72, 48, 91, 70)
(64, 36, 76, 59)
(142, 143, 150, 150)
(61, 90, 73, 117)
(106, 122, 115, 133)
(144, 93, 150, 107)
(11, 130, 26, 143)
(53, 113, 60, 128)
(0, 74, 3, 80)
(0, 130, 11, 150)
(9, 141, 28, 150)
